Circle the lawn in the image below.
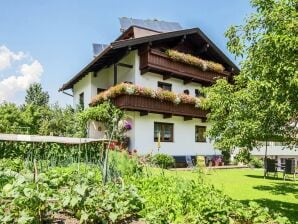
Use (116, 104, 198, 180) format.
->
(167, 168, 298, 223)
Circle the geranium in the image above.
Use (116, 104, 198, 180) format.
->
(90, 83, 204, 109)
(165, 49, 225, 73)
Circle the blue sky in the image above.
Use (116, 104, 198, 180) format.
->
(0, 0, 252, 105)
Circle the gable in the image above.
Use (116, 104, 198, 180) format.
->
(60, 28, 239, 91)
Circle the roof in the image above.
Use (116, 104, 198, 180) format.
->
(251, 146, 298, 156)
(60, 27, 240, 91)
(0, 133, 108, 145)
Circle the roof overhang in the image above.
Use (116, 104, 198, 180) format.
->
(59, 27, 240, 91)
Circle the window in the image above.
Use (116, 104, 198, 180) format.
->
(184, 89, 190, 95)
(158, 82, 172, 91)
(97, 88, 106, 94)
(154, 122, 174, 142)
(79, 92, 84, 109)
(280, 158, 285, 165)
(195, 89, 204, 97)
(195, 126, 206, 142)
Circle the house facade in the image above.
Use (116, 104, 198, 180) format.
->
(59, 19, 298, 166)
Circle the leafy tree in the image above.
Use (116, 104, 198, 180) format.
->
(21, 104, 47, 134)
(25, 83, 50, 106)
(0, 103, 23, 133)
(39, 103, 82, 137)
(203, 0, 297, 150)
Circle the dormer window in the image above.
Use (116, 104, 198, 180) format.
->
(158, 82, 172, 91)
(184, 89, 189, 95)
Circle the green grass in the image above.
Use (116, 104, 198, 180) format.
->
(164, 168, 298, 223)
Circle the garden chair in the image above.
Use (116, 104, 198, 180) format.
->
(264, 158, 277, 178)
(185, 155, 194, 168)
(283, 159, 297, 181)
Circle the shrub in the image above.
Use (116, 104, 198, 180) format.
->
(249, 156, 264, 168)
(151, 153, 175, 169)
(235, 148, 251, 164)
(109, 150, 143, 178)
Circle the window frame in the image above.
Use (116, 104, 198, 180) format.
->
(195, 89, 204, 97)
(195, 125, 207, 142)
(79, 92, 84, 109)
(158, 81, 172, 91)
(97, 88, 106, 94)
(154, 122, 174, 142)
(184, 89, 190, 95)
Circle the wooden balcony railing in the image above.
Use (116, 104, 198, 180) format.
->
(111, 94, 207, 119)
(139, 49, 229, 84)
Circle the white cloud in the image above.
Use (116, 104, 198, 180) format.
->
(0, 45, 25, 70)
(0, 60, 43, 101)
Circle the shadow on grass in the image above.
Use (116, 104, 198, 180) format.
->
(240, 199, 298, 223)
(245, 174, 283, 180)
(253, 182, 298, 198)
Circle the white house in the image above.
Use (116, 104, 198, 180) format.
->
(59, 18, 298, 167)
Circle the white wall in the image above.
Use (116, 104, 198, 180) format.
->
(88, 121, 106, 139)
(91, 67, 113, 97)
(117, 51, 136, 84)
(73, 51, 137, 108)
(126, 111, 220, 156)
(73, 73, 92, 109)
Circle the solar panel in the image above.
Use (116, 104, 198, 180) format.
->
(92, 43, 108, 57)
(119, 17, 183, 33)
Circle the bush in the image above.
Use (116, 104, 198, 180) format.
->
(235, 148, 251, 164)
(151, 153, 175, 169)
(109, 150, 143, 178)
(249, 157, 264, 168)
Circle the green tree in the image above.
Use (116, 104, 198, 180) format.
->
(21, 104, 47, 134)
(25, 83, 49, 106)
(39, 103, 81, 137)
(0, 103, 23, 133)
(203, 0, 297, 150)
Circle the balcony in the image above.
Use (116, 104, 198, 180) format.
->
(139, 49, 229, 84)
(111, 95, 207, 119)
